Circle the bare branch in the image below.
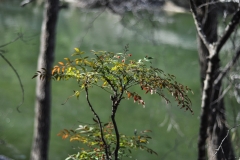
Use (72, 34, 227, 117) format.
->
(216, 8, 240, 54)
(214, 47, 240, 86)
(0, 53, 24, 112)
(212, 124, 240, 158)
(0, 34, 23, 48)
(20, 0, 35, 7)
(85, 85, 110, 159)
(0, 34, 25, 112)
(198, 1, 222, 9)
(79, 8, 106, 46)
(189, 0, 211, 50)
(211, 84, 231, 105)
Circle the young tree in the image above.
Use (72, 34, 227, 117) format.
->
(34, 46, 193, 159)
(30, 0, 59, 160)
(190, 0, 240, 159)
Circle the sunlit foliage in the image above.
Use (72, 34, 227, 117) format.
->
(58, 121, 156, 160)
(33, 46, 192, 112)
(33, 45, 192, 159)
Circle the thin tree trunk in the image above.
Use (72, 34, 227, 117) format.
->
(31, 0, 59, 160)
(193, 0, 235, 160)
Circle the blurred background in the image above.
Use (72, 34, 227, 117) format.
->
(0, 0, 208, 159)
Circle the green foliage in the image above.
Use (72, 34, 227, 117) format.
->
(33, 45, 193, 159)
(58, 121, 157, 160)
(33, 46, 192, 112)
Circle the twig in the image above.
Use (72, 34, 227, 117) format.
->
(216, 8, 240, 55)
(0, 53, 24, 112)
(212, 124, 240, 158)
(20, 0, 35, 7)
(79, 8, 106, 46)
(189, 0, 211, 50)
(214, 47, 240, 86)
(0, 34, 23, 48)
(85, 84, 110, 160)
(211, 84, 231, 105)
(198, 1, 222, 9)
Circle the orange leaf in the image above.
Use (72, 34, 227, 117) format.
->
(58, 62, 64, 66)
(57, 132, 63, 137)
(52, 68, 57, 75)
(62, 134, 69, 139)
(127, 92, 132, 99)
(62, 67, 65, 73)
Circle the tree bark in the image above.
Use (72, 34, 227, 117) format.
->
(192, 0, 235, 160)
(31, 0, 59, 160)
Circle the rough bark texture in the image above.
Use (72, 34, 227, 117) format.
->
(31, 0, 59, 160)
(194, 0, 235, 160)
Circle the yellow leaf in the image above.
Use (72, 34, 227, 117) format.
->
(64, 58, 70, 62)
(81, 84, 85, 89)
(74, 91, 80, 99)
(102, 81, 108, 87)
(84, 60, 91, 65)
(57, 76, 61, 81)
(74, 48, 80, 53)
(70, 137, 80, 142)
(111, 66, 118, 71)
(139, 139, 147, 143)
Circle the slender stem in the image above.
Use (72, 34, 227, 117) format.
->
(215, 8, 240, 55)
(85, 85, 110, 160)
(0, 53, 24, 112)
(214, 47, 240, 86)
(0, 34, 22, 48)
(111, 106, 119, 160)
(189, 0, 210, 50)
(111, 90, 124, 160)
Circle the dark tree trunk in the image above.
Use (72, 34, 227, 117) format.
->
(194, 0, 235, 160)
(31, 0, 59, 160)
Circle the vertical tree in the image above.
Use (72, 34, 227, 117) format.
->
(31, 0, 59, 160)
(190, 0, 240, 159)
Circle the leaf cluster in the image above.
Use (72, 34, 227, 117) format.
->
(33, 48, 193, 112)
(33, 47, 193, 159)
(58, 120, 157, 160)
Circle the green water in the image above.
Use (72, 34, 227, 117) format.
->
(0, 1, 201, 160)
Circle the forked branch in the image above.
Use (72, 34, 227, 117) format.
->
(214, 47, 240, 86)
(189, 0, 211, 50)
(216, 8, 240, 54)
(85, 84, 110, 160)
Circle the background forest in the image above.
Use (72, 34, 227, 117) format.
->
(0, 0, 240, 160)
